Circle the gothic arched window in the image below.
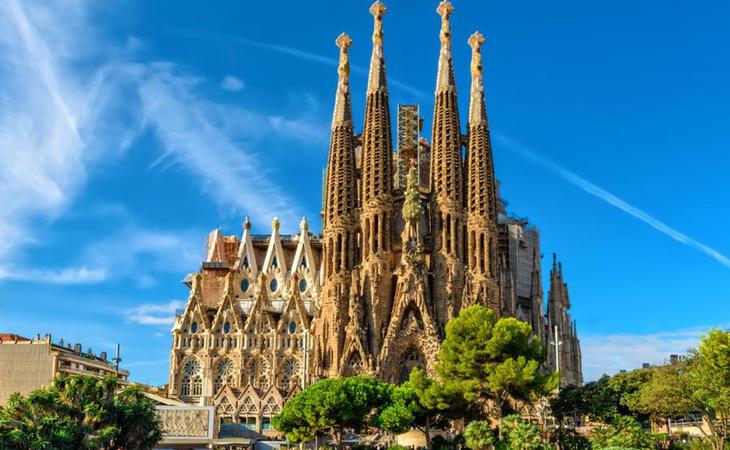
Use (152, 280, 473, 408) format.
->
(214, 358, 236, 393)
(181, 357, 203, 396)
(279, 359, 301, 391)
(248, 358, 270, 389)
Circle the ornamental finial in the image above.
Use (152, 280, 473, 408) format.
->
(243, 216, 251, 230)
(332, 33, 353, 127)
(468, 32, 485, 77)
(436, 1, 454, 46)
(272, 216, 280, 231)
(300, 216, 309, 231)
(370, 2, 386, 44)
(336, 33, 352, 79)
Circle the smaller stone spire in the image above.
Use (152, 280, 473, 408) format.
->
(468, 32, 487, 125)
(332, 33, 353, 128)
(366, 2, 388, 94)
(435, 1, 456, 93)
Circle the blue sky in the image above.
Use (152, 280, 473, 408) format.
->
(1, 0, 729, 386)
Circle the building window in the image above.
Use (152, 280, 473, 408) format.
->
(270, 279, 278, 292)
(248, 358, 270, 388)
(191, 322, 199, 333)
(181, 358, 202, 396)
(214, 359, 236, 393)
(241, 279, 250, 293)
(289, 321, 297, 334)
(223, 322, 231, 334)
(279, 358, 301, 391)
(298, 279, 307, 292)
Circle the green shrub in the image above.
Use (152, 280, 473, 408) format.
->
(590, 416, 655, 450)
(499, 415, 553, 450)
(464, 420, 496, 450)
(387, 445, 410, 450)
(550, 428, 590, 450)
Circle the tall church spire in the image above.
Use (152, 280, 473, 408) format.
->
(464, 31, 500, 312)
(430, 0, 465, 328)
(431, 0, 463, 207)
(315, 33, 358, 378)
(324, 33, 357, 233)
(360, 1, 395, 363)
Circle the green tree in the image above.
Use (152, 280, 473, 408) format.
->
(273, 375, 390, 447)
(684, 329, 730, 450)
(549, 384, 589, 425)
(0, 375, 162, 450)
(549, 427, 590, 450)
(437, 306, 557, 420)
(608, 368, 653, 423)
(589, 415, 655, 450)
(499, 414, 551, 450)
(637, 363, 693, 433)
(375, 369, 465, 450)
(463, 420, 495, 450)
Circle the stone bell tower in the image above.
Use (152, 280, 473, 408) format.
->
(463, 32, 500, 313)
(314, 33, 358, 378)
(430, 1, 465, 329)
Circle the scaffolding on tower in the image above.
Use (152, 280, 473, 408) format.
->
(396, 104, 421, 189)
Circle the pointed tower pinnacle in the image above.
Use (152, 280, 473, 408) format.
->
(468, 32, 488, 126)
(361, 1, 394, 253)
(367, 1, 388, 94)
(465, 30, 499, 314)
(435, 1, 456, 93)
(360, 1, 395, 361)
(316, 33, 358, 378)
(324, 33, 357, 231)
(331, 33, 353, 129)
(431, 0, 465, 328)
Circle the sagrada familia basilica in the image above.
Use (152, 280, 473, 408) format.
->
(168, 1, 582, 433)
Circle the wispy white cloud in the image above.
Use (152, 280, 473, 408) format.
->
(80, 225, 203, 287)
(221, 75, 245, 92)
(495, 134, 730, 269)
(124, 299, 183, 326)
(232, 36, 429, 99)
(580, 325, 727, 381)
(0, 0, 326, 276)
(0, 265, 108, 284)
(0, 0, 121, 262)
(135, 64, 308, 228)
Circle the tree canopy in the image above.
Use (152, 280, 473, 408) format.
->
(436, 305, 557, 419)
(273, 375, 390, 445)
(375, 368, 466, 449)
(0, 375, 162, 450)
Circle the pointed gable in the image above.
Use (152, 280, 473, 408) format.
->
(262, 217, 288, 275)
(245, 273, 275, 332)
(234, 217, 259, 273)
(211, 272, 245, 333)
(278, 276, 311, 333)
(206, 228, 225, 263)
(177, 273, 211, 332)
(290, 217, 317, 278)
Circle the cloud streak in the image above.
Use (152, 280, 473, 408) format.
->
(232, 36, 430, 100)
(495, 134, 730, 268)
(580, 325, 726, 381)
(124, 300, 184, 326)
(0, 266, 108, 285)
(0, 0, 327, 277)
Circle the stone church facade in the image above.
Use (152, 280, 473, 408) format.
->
(168, 1, 582, 433)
